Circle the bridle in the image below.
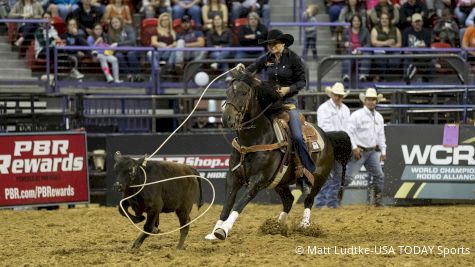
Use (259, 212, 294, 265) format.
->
(224, 79, 272, 131)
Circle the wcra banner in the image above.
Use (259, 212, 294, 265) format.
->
(0, 132, 89, 207)
(384, 125, 475, 200)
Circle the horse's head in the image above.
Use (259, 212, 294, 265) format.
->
(222, 69, 260, 130)
(223, 68, 284, 130)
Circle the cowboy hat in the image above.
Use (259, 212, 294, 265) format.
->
(359, 88, 387, 102)
(325, 82, 350, 98)
(259, 29, 294, 47)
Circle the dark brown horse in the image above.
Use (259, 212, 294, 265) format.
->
(205, 70, 352, 240)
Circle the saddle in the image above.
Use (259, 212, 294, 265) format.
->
(266, 111, 325, 188)
(230, 111, 324, 189)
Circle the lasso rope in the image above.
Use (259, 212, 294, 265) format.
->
(119, 68, 235, 236)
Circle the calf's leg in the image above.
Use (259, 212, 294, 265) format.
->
(132, 210, 159, 251)
(175, 208, 191, 249)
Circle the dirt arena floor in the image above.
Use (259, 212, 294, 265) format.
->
(1, 203, 474, 266)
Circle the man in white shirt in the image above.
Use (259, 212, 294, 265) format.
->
(345, 88, 387, 206)
(315, 82, 350, 208)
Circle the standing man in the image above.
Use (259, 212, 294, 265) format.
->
(345, 88, 387, 207)
(315, 82, 350, 208)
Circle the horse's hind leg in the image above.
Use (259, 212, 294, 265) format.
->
(275, 185, 294, 224)
(300, 177, 325, 228)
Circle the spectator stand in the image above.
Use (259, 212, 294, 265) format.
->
(54, 45, 264, 94)
(317, 51, 468, 90)
(269, 21, 350, 51)
(0, 18, 53, 92)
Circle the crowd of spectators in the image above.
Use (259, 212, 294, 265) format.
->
(3, 0, 270, 82)
(326, 0, 473, 82)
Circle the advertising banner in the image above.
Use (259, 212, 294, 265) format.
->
(384, 125, 475, 200)
(0, 132, 89, 207)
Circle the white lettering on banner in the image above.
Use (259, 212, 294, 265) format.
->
(4, 187, 36, 199)
(4, 186, 75, 199)
(402, 145, 475, 165)
(153, 156, 229, 169)
(13, 140, 69, 156)
(0, 153, 84, 174)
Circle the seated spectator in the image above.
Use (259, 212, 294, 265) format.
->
(462, 22, 475, 60)
(206, 14, 231, 71)
(8, 0, 44, 47)
(34, 11, 62, 59)
(0, 0, 11, 20)
(434, 0, 455, 18)
(60, 18, 87, 79)
(230, 0, 269, 27)
(87, 23, 122, 82)
(172, 0, 202, 28)
(370, 0, 399, 27)
(73, 0, 101, 37)
(202, 0, 228, 30)
(108, 16, 141, 81)
(175, 14, 206, 68)
(147, 12, 176, 73)
(102, 0, 132, 25)
(399, 0, 427, 30)
(91, 0, 107, 15)
(402, 13, 432, 83)
(48, 0, 80, 21)
(339, 0, 367, 28)
(326, 0, 346, 34)
(455, 0, 475, 26)
(302, 4, 318, 60)
(433, 8, 459, 46)
(341, 14, 371, 82)
(143, 0, 171, 19)
(236, 11, 266, 59)
(370, 11, 402, 81)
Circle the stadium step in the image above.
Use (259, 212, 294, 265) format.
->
(0, 68, 32, 78)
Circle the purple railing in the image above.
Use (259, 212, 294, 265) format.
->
(54, 46, 264, 94)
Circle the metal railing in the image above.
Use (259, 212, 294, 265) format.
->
(317, 52, 469, 90)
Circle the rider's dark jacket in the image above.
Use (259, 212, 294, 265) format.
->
(247, 47, 306, 105)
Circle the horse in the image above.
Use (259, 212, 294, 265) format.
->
(205, 69, 352, 240)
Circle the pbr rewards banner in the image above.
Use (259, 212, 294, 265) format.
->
(384, 125, 475, 200)
(0, 132, 89, 207)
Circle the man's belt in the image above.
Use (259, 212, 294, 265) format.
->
(358, 146, 378, 152)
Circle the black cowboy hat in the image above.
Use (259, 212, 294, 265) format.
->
(259, 29, 294, 47)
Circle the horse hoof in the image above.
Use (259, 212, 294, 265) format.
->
(205, 233, 217, 240)
(213, 228, 227, 240)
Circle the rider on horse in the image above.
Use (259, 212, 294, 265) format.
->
(236, 29, 315, 194)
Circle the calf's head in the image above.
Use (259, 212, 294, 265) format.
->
(113, 151, 146, 192)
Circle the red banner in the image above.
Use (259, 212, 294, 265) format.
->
(0, 132, 88, 207)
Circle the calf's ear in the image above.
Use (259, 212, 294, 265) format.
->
(136, 154, 148, 167)
(114, 151, 123, 162)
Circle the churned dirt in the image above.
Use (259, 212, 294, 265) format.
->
(1, 204, 474, 266)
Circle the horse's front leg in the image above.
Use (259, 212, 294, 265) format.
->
(275, 185, 294, 224)
(213, 176, 267, 240)
(205, 170, 241, 240)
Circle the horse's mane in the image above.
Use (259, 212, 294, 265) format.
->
(233, 71, 285, 114)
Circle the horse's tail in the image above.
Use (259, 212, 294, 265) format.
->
(192, 168, 204, 210)
(325, 131, 352, 202)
